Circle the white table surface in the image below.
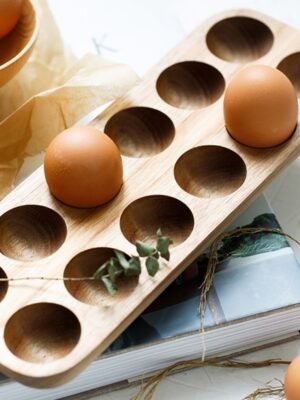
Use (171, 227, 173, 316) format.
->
(19, 0, 300, 398)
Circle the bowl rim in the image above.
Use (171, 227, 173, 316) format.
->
(0, 0, 39, 71)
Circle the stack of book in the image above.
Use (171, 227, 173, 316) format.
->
(0, 195, 299, 399)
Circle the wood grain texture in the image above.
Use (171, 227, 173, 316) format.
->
(0, 0, 38, 86)
(0, 8, 299, 388)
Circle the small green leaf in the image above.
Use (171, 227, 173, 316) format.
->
(146, 256, 159, 277)
(93, 230, 172, 293)
(156, 228, 163, 237)
(156, 235, 173, 261)
(101, 275, 118, 295)
(107, 258, 123, 283)
(161, 249, 170, 261)
(114, 250, 130, 270)
(152, 250, 159, 259)
(125, 256, 141, 277)
(94, 261, 109, 280)
(136, 241, 156, 257)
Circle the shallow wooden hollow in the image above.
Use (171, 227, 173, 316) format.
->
(0, 205, 67, 261)
(206, 16, 274, 62)
(277, 53, 300, 96)
(120, 195, 194, 245)
(0, 0, 38, 86)
(104, 107, 175, 157)
(0, 268, 8, 302)
(64, 248, 139, 306)
(4, 303, 81, 364)
(156, 61, 225, 109)
(174, 145, 247, 198)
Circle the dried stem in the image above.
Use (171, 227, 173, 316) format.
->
(133, 227, 297, 400)
(132, 359, 289, 400)
(242, 379, 285, 399)
(0, 229, 173, 295)
(199, 227, 300, 350)
(0, 277, 96, 282)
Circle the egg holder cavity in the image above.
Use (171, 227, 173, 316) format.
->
(0, 9, 300, 388)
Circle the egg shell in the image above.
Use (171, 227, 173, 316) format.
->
(285, 355, 300, 400)
(0, 0, 24, 39)
(224, 65, 298, 148)
(44, 126, 123, 208)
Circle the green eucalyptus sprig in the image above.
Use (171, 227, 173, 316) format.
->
(93, 229, 173, 295)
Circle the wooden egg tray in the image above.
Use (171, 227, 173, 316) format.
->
(0, 8, 300, 388)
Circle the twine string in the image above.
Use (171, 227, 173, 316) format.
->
(131, 359, 289, 400)
(133, 227, 298, 399)
(0, 228, 296, 287)
(0, 277, 97, 282)
(198, 227, 300, 360)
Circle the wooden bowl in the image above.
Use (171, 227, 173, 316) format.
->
(0, 0, 38, 87)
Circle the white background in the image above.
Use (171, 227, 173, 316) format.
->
(25, 1, 300, 398)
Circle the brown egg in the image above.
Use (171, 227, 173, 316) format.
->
(44, 126, 123, 208)
(0, 0, 23, 39)
(285, 355, 300, 400)
(224, 65, 298, 148)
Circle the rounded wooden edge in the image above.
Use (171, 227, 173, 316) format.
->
(64, 247, 139, 306)
(0, 204, 67, 261)
(104, 106, 175, 158)
(206, 15, 274, 63)
(156, 61, 225, 109)
(120, 194, 195, 246)
(277, 52, 300, 97)
(174, 145, 247, 198)
(0, 0, 39, 70)
(4, 302, 81, 364)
